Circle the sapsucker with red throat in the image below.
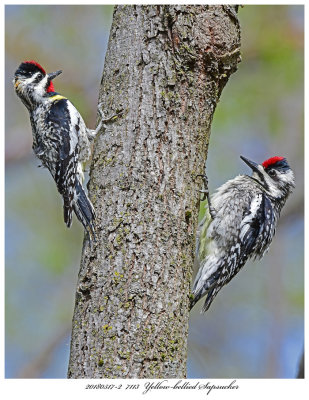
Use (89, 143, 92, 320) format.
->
(13, 60, 111, 241)
(191, 155, 295, 312)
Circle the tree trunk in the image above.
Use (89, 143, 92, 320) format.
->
(68, 4, 241, 379)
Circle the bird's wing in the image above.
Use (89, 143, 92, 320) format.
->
(239, 192, 275, 259)
(44, 98, 80, 226)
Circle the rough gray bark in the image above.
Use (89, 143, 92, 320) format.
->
(68, 4, 241, 379)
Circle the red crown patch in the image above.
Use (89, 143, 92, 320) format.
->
(24, 60, 46, 74)
(262, 156, 285, 169)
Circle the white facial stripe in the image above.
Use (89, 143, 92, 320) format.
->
(29, 73, 49, 101)
(36, 74, 48, 92)
(263, 174, 282, 196)
(280, 169, 295, 186)
(261, 166, 295, 196)
(25, 71, 42, 84)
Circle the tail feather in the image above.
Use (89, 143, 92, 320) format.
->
(190, 286, 217, 313)
(189, 293, 201, 311)
(73, 180, 96, 241)
(201, 288, 219, 313)
(190, 257, 223, 312)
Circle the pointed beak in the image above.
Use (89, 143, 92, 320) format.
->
(240, 155, 260, 174)
(48, 70, 62, 80)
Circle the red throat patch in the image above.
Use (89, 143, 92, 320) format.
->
(262, 156, 285, 169)
(47, 82, 55, 93)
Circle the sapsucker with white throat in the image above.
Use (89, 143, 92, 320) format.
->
(13, 60, 111, 242)
(191, 155, 295, 313)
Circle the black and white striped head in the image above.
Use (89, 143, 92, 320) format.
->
(14, 61, 62, 108)
(241, 155, 295, 199)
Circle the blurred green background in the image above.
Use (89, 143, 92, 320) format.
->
(5, 5, 303, 378)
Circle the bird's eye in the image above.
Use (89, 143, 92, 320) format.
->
(37, 73, 43, 79)
(268, 169, 276, 177)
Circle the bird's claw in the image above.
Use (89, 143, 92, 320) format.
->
(196, 173, 216, 219)
(196, 174, 209, 201)
(199, 189, 208, 202)
(95, 104, 123, 135)
(97, 103, 123, 123)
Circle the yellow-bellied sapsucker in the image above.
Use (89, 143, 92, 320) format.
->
(191, 155, 295, 312)
(13, 60, 109, 241)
